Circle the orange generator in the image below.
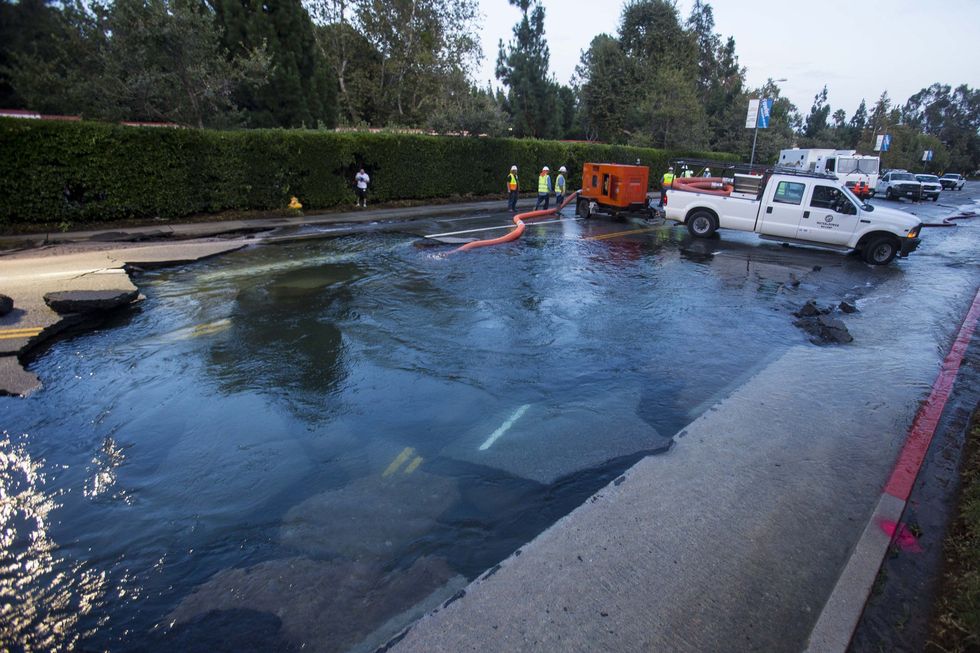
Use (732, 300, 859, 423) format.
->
(576, 162, 654, 218)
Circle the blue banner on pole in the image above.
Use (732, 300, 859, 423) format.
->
(882, 134, 891, 152)
(756, 99, 773, 129)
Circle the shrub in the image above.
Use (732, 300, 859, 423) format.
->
(0, 118, 736, 227)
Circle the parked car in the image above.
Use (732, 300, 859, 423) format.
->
(939, 173, 966, 190)
(914, 174, 942, 201)
(876, 170, 922, 201)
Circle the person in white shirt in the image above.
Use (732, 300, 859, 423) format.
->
(354, 168, 370, 207)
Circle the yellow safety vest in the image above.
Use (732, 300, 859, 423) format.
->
(538, 174, 551, 194)
(508, 173, 518, 191)
(556, 174, 566, 194)
(662, 173, 675, 186)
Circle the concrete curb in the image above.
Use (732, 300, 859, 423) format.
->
(804, 286, 980, 651)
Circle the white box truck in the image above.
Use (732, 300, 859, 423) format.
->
(777, 148, 880, 199)
(664, 161, 921, 265)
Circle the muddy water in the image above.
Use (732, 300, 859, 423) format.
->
(2, 210, 977, 651)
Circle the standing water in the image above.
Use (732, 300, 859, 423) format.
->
(2, 219, 967, 651)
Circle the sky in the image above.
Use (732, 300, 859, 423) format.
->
(474, 0, 980, 118)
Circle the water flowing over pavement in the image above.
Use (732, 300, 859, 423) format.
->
(1, 188, 978, 651)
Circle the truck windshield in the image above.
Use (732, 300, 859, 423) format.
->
(892, 173, 915, 181)
(837, 158, 879, 175)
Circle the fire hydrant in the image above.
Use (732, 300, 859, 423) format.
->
(288, 196, 303, 210)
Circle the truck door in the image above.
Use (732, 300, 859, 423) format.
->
(797, 185, 860, 245)
(759, 180, 808, 238)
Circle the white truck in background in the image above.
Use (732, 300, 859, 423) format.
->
(777, 148, 880, 199)
(663, 161, 922, 265)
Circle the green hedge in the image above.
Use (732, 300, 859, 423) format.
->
(0, 118, 737, 226)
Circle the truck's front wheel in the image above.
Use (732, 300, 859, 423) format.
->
(687, 211, 717, 238)
(862, 235, 899, 265)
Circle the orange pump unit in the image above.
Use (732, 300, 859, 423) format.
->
(576, 163, 652, 218)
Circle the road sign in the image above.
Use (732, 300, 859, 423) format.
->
(757, 99, 773, 129)
(746, 99, 760, 129)
(882, 134, 891, 152)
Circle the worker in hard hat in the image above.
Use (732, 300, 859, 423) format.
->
(702, 167, 712, 177)
(660, 166, 675, 206)
(555, 166, 568, 209)
(535, 166, 553, 210)
(681, 165, 694, 178)
(506, 165, 519, 212)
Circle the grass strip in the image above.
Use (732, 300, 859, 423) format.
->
(929, 406, 980, 651)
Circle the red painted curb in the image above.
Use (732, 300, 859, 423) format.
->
(884, 287, 980, 501)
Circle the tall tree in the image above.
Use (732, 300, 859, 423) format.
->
(628, 65, 706, 149)
(356, 0, 480, 124)
(575, 33, 633, 142)
(0, 0, 103, 114)
(802, 85, 831, 140)
(619, 0, 695, 71)
(4, 0, 270, 127)
(495, 0, 559, 138)
(425, 75, 508, 136)
(211, 0, 336, 128)
(901, 83, 979, 173)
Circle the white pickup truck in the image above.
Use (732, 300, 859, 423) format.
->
(664, 165, 922, 265)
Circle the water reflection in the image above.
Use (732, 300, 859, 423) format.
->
(0, 431, 108, 651)
(85, 435, 132, 503)
(205, 262, 360, 418)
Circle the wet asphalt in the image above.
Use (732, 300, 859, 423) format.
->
(0, 185, 977, 652)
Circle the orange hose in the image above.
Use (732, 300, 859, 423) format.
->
(671, 176, 734, 196)
(456, 191, 581, 252)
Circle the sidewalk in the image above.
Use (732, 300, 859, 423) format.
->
(387, 281, 980, 651)
(0, 199, 508, 248)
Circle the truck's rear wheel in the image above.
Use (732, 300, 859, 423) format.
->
(862, 235, 899, 265)
(576, 198, 591, 218)
(687, 211, 717, 238)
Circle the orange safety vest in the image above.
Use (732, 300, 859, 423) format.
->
(508, 173, 518, 191)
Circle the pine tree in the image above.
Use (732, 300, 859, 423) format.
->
(213, 0, 336, 127)
(495, 0, 560, 138)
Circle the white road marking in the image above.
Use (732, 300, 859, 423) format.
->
(479, 404, 531, 451)
(425, 218, 580, 239)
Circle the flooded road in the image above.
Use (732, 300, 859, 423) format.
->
(2, 188, 978, 651)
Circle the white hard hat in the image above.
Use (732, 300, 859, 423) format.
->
(559, 166, 567, 173)
(542, 166, 550, 172)
(510, 165, 517, 171)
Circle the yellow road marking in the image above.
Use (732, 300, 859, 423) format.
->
(382, 447, 415, 477)
(0, 327, 43, 339)
(404, 456, 423, 475)
(585, 227, 659, 241)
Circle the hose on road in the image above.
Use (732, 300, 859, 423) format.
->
(455, 191, 581, 253)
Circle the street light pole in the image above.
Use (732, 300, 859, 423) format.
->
(750, 108, 761, 167)
(749, 78, 787, 169)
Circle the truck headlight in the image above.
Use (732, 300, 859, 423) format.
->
(907, 226, 920, 238)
